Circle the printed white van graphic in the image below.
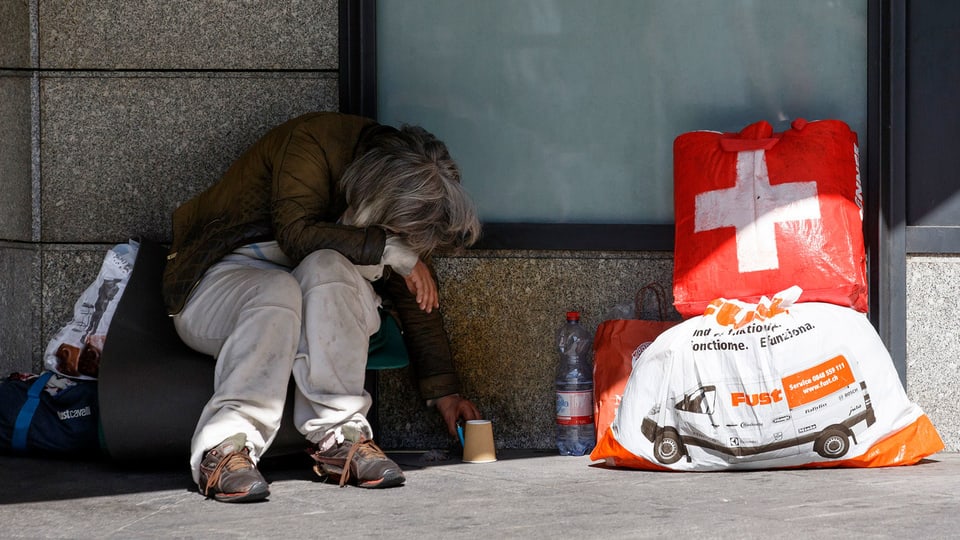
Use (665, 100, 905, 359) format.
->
(639, 353, 876, 464)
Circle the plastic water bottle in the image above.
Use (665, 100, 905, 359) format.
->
(556, 311, 596, 456)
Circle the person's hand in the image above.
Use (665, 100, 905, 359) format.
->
(403, 260, 439, 313)
(434, 394, 482, 439)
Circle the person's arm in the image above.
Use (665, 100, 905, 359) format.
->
(270, 120, 386, 264)
(377, 267, 481, 438)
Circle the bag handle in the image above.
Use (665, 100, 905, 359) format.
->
(635, 282, 669, 321)
(12, 371, 54, 451)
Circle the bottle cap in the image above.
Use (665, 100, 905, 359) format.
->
(566, 311, 580, 321)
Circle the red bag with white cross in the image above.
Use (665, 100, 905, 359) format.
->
(672, 119, 867, 319)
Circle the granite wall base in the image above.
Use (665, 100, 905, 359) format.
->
(377, 250, 678, 451)
(907, 255, 960, 452)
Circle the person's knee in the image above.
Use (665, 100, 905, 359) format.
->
(297, 249, 359, 284)
(245, 270, 303, 313)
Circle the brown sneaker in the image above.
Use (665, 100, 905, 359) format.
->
(198, 433, 269, 502)
(310, 437, 405, 488)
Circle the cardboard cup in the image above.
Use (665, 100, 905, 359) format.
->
(462, 420, 497, 463)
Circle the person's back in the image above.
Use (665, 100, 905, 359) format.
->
(163, 112, 376, 316)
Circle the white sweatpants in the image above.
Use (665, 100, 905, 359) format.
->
(174, 249, 382, 483)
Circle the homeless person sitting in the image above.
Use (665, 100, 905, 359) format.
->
(161, 112, 483, 502)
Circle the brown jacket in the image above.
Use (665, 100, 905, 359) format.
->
(162, 112, 461, 400)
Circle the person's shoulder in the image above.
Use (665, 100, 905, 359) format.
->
(284, 113, 377, 147)
(293, 111, 376, 130)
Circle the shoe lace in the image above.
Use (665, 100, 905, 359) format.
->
(337, 438, 386, 488)
(204, 449, 255, 496)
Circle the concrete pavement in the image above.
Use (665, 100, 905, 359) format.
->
(1, 449, 958, 539)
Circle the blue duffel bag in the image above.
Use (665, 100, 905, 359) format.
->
(0, 371, 101, 456)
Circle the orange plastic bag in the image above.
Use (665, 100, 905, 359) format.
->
(593, 284, 678, 443)
(672, 119, 867, 318)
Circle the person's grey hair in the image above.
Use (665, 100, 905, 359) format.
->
(341, 125, 482, 257)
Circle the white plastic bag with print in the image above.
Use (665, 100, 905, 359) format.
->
(591, 286, 943, 470)
(43, 241, 140, 380)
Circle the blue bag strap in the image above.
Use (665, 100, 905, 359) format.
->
(12, 372, 54, 451)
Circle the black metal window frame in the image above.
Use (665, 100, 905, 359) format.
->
(900, 1, 960, 256)
(339, 0, 908, 381)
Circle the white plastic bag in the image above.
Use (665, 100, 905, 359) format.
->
(592, 287, 943, 470)
(43, 241, 140, 380)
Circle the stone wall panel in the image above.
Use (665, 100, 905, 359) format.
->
(0, 0, 30, 68)
(39, 0, 337, 70)
(40, 74, 337, 243)
(0, 243, 40, 375)
(0, 73, 34, 242)
(907, 255, 960, 452)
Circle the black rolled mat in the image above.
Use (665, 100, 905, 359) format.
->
(98, 239, 302, 462)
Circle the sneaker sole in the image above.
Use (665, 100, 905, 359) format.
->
(211, 481, 270, 503)
(357, 468, 406, 489)
(317, 464, 406, 489)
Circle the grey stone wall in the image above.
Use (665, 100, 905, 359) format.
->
(379, 250, 678, 450)
(0, 0, 341, 379)
(1, 0, 35, 374)
(0, 5, 340, 391)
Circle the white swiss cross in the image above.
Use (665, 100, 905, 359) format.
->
(694, 150, 821, 273)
